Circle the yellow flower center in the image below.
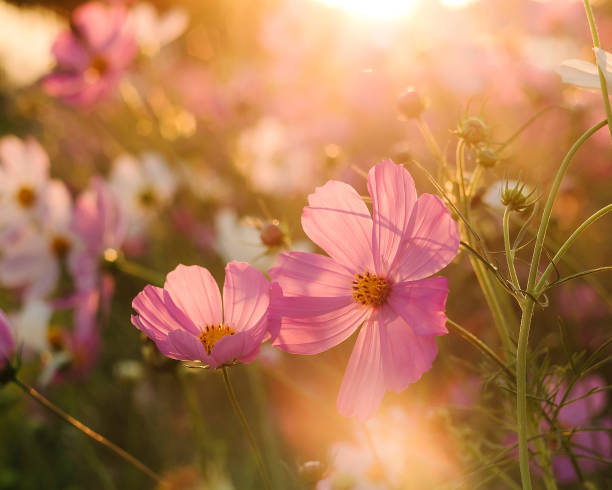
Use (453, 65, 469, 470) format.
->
(16, 186, 36, 208)
(138, 187, 158, 207)
(199, 324, 235, 355)
(351, 271, 390, 307)
(84, 56, 109, 83)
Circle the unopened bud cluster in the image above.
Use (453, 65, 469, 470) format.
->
(501, 181, 535, 212)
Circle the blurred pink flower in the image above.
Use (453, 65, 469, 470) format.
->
(131, 262, 271, 369)
(0, 308, 15, 369)
(543, 375, 611, 483)
(42, 1, 136, 106)
(270, 160, 459, 420)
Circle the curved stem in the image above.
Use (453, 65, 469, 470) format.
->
(466, 165, 483, 199)
(446, 319, 514, 379)
(221, 367, 272, 490)
(536, 204, 612, 292)
(583, 0, 612, 140)
(503, 208, 521, 293)
(13, 378, 162, 484)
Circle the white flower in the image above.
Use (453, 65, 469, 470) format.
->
(128, 2, 188, 56)
(557, 47, 612, 90)
(9, 299, 53, 354)
(0, 181, 79, 299)
(110, 152, 178, 237)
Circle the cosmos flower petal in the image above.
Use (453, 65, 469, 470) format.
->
(164, 264, 223, 327)
(337, 321, 386, 421)
(222, 261, 269, 335)
(269, 251, 354, 297)
(391, 193, 459, 282)
(302, 180, 374, 272)
(131, 284, 200, 341)
(556, 59, 602, 90)
(377, 308, 439, 393)
(210, 331, 259, 368)
(594, 47, 612, 83)
(387, 276, 449, 336)
(271, 296, 367, 355)
(0, 308, 15, 366)
(367, 159, 417, 275)
(166, 328, 210, 362)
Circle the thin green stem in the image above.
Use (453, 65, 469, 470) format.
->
(536, 204, 612, 292)
(13, 378, 163, 485)
(456, 140, 468, 215)
(503, 208, 521, 293)
(113, 256, 165, 286)
(221, 367, 272, 490)
(466, 165, 483, 199)
(583, 0, 612, 140)
(516, 118, 607, 490)
(416, 117, 448, 167)
(446, 319, 514, 379)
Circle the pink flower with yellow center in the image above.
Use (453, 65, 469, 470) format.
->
(270, 160, 459, 420)
(131, 262, 271, 369)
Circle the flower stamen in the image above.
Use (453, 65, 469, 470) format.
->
(351, 271, 390, 307)
(199, 324, 235, 355)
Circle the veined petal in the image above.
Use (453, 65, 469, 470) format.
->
(222, 261, 269, 335)
(269, 251, 354, 297)
(210, 330, 260, 368)
(301, 180, 374, 272)
(367, 160, 417, 275)
(391, 193, 459, 282)
(337, 321, 386, 421)
(556, 59, 601, 90)
(164, 264, 222, 327)
(387, 276, 449, 336)
(166, 328, 209, 362)
(272, 295, 367, 355)
(377, 307, 439, 393)
(131, 284, 199, 341)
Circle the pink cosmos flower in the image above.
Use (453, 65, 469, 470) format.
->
(42, 2, 136, 106)
(270, 160, 459, 420)
(131, 262, 271, 369)
(0, 308, 15, 369)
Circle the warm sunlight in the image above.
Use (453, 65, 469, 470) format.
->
(313, 0, 417, 19)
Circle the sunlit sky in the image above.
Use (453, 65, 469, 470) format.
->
(313, 0, 478, 19)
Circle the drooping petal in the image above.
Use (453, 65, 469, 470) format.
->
(269, 251, 354, 297)
(337, 321, 386, 421)
(272, 295, 367, 355)
(391, 193, 459, 282)
(376, 307, 439, 392)
(131, 284, 199, 341)
(367, 160, 417, 275)
(301, 180, 373, 272)
(222, 261, 269, 336)
(164, 264, 222, 327)
(387, 276, 449, 336)
(166, 328, 209, 362)
(209, 330, 259, 368)
(556, 59, 601, 90)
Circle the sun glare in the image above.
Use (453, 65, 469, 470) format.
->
(313, 0, 417, 19)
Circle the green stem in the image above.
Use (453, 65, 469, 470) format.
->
(221, 367, 272, 490)
(503, 208, 521, 293)
(466, 165, 483, 199)
(536, 204, 612, 292)
(456, 140, 468, 215)
(446, 319, 514, 379)
(583, 0, 612, 140)
(516, 118, 607, 490)
(113, 255, 165, 286)
(13, 378, 163, 485)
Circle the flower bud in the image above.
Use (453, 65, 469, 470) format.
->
(501, 181, 535, 212)
(260, 221, 284, 247)
(397, 87, 425, 119)
(456, 117, 488, 146)
(476, 146, 498, 168)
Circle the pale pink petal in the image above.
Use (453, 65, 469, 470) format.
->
(377, 307, 439, 392)
(367, 160, 417, 275)
(301, 180, 374, 272)
(73, 2, 126, 51)
(222, 261, 269, 336)
(51, 31, 89, 69)
(131, 284, 199, 341)
(269, 251, 354, 297)
(209, 331, 260, 368)
(337, 322, 386, 421)
(387, 276, 449, 336)
(272, 295, 368, 355)
(164, 264, 222, 327)
(391, 193, 459, 282)
(166, 329, 209, 362)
